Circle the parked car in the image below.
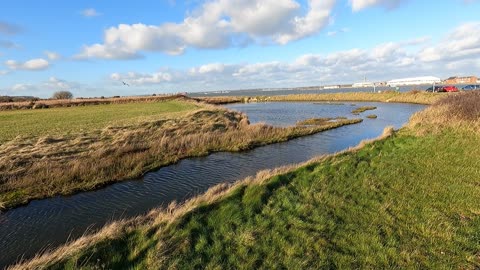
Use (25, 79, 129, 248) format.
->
(462, 84, 480, 90)
(425, 86, 444, 92)
(441, 85, 459, 92)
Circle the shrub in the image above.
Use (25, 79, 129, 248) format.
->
(52, 91, 73, 100)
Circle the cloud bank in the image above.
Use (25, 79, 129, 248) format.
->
(76, 0, 336, 59)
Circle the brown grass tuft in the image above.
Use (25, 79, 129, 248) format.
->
(408, 91, 480, 134)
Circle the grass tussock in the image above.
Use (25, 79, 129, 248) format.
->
(351, 106, 377, 114)
(408, 91, 480, 134)
(296, 117, 351, 126)
(0, 103, 360, 210)
(195, 96, 243, 105)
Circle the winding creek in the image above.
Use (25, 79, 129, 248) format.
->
(0, 102, 425, 267)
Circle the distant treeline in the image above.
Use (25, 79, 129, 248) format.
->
(0, 96, 39, 103)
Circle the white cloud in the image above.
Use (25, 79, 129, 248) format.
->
(276, 0, 336, 44)
(11, 83, 35, 91)
(327, 27, 349, 37)
(418, 22, 480, 62)
(350, 0, 406, 11)
(44, 51, 62, 60)
(0, 70, 9, 76)
(76, 0, 336, 59)
(5, 58, 50, 71)
(44, 77, 72, 90)
(81, 8, 101, 17)
(110, 71, 173, 85)
(190, 63, 227, 74)
(106, 22, 480, 91)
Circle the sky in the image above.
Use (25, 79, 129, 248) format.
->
(0, 0, 479, 98)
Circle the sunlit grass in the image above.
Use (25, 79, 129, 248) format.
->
(0, 100, 198, 142)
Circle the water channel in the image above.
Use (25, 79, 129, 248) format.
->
(0, 102, 425, 267)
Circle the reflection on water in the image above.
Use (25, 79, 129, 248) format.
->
(0, 102, 424, 267)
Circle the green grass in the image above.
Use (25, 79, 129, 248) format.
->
(42, 128, 480, 269)
(0, 100, 198, 142)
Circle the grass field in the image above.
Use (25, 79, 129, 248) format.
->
(0, 100, 198, 143)
(13, 92, 480, 269)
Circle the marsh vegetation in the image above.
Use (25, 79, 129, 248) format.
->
(0, 99, 361, 210)
(12, 91, 480, 269)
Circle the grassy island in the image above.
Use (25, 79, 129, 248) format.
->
(11, 92, 480, 269)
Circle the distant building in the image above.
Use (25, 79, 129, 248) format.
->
(352, 81, 375, 88)
(323, 85, 340, 89)
(387, 76, 441, 87)
(443, 76, 478, 84)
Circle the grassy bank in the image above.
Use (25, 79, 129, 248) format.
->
(13, 92, 480, 269)
(249, 91, 445, 105)
(0, 99, 361, 210)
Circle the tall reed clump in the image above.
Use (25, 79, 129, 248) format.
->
(0, 108, 361, 210)
(408, 91, 480, 134)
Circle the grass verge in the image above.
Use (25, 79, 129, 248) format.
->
(11, 91, 480, 269)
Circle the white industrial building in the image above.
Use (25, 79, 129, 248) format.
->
(387, 76, 441, 87)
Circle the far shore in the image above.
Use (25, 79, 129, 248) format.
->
(196, 90, 447, 105)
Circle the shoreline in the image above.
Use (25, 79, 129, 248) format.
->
(197, 91, 447, 105)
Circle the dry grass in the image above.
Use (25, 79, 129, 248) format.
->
(351, 106, 377, 114)
(296, 117, 351, 126)
(408, 91, 480, 134)
(0, 104, 361, 210)
(265, 91, 446, 104)
(195, 96, 243, 105)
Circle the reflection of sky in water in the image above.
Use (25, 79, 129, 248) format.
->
(0, 102, 425, 268)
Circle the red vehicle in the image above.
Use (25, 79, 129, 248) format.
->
(441, 85, 459, 92)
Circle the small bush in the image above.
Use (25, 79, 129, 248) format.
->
(52, 91, 73, 100)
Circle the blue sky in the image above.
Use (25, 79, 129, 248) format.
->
(1, 0, 479, 97)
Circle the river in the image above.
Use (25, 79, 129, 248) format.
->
(0, 102, 424, 267)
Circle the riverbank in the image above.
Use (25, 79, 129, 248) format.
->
(0, 99, 361, 210)
(200, 91, 446, 105)
(12, 92, 480, 269)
